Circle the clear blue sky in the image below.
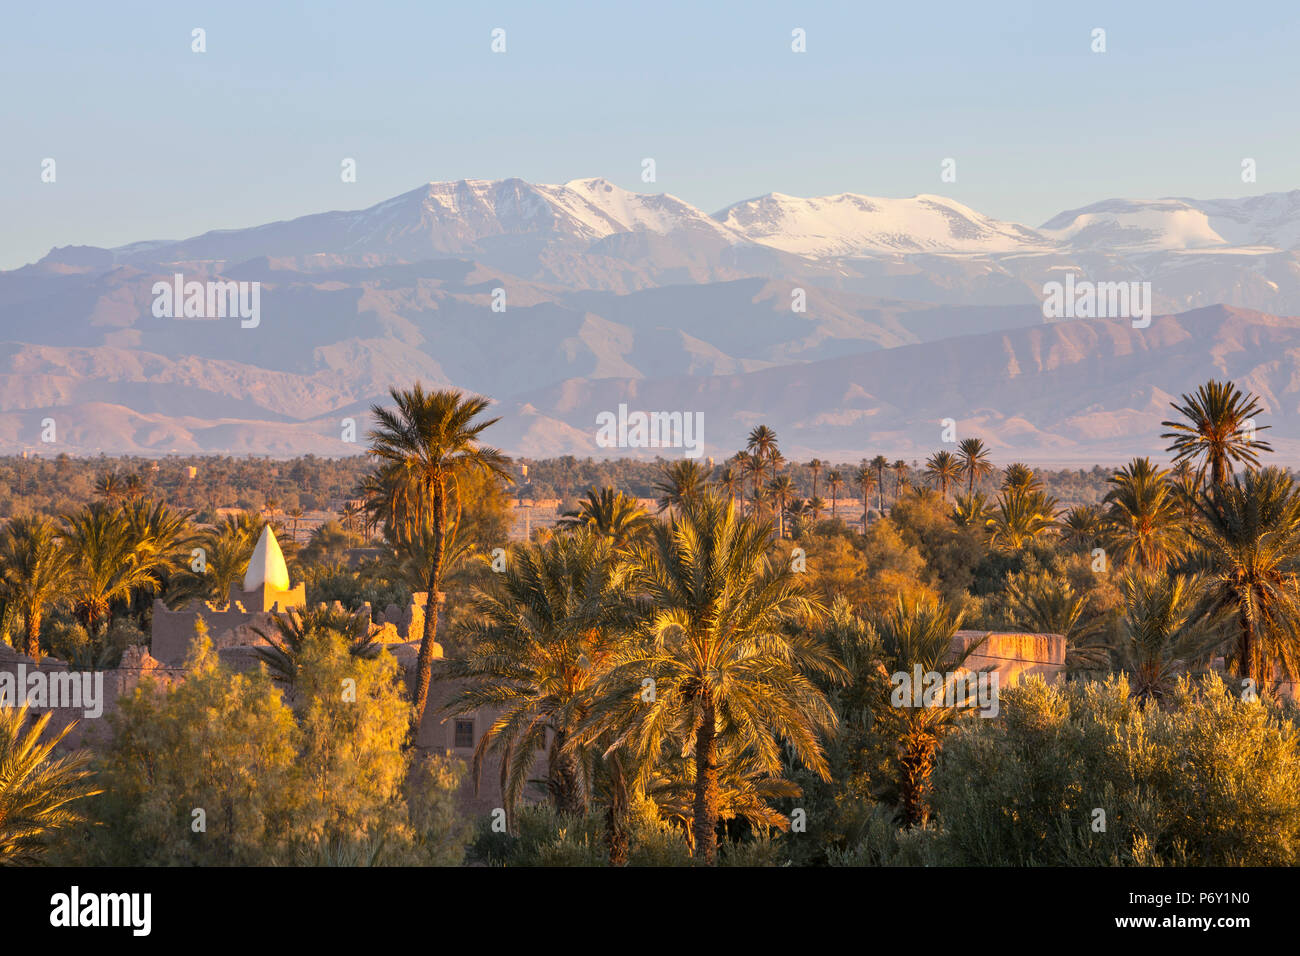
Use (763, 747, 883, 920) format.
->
(3, 0, 1299, 269)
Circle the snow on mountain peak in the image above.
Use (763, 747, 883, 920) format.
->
(713, 191, 1048, 257)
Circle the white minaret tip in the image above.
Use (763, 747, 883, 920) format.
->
(244, 525, 291, 592)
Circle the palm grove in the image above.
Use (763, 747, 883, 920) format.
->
(3, 379, 1300, 866)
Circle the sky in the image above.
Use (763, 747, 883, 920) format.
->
(3, 0, 1300, 269)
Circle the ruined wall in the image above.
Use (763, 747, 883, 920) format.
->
(951, 630, 1066, 686)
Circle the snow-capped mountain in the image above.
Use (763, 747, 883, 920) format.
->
(1040, 190, 1300, 253)
(713, 192, 1050, 256)
(11, 178, 1300, 457)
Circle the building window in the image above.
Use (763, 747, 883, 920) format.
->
(454, 720, 474, 749)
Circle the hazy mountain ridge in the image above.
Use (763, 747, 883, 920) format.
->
(7, 179, 1300, 459)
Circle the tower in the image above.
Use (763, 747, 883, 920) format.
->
(232, 525, 305, 612)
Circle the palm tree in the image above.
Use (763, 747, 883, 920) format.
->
(340, 501, 363, 534)
(1113, 572, 1218, 703)
(987, 487, 1060, 552)
(891, 460, 908, 505)
(367, 384, 511, 727)
(808, 459, 824, 505)
(251, 604, 378, 685)
(957, 438, 994, 496)
(0, 705, 102, 864)
(924, 450, 961, 499)
(855, 464, 877, 530)
(870, 456, 889, 513)
(871, 595, 983, 827)
(0, 516, 72, 661)
(286, 506, 304, 544)
(438, 530, 629, 819)
(653, 459, 710, 514)
(1189, 467, 1300, 684)
(557, 487, 653, 548)
(61, 503, 161, 634)
(1161, 380, 1273, 488)
(768, 475, 796, 539)
(600, 493, 838, 864)
(1102, 458, 1184, 571)
(739, 452, 766, 517)
(718, 466, 743, 511)
(746, 425, 779, 485)
(94, 472, 123, 503)
(1005, 573, 1108, 674)
(121, 473, 146, 502)
(1001, 462, 1041, 493)
(1059, 504, 1104, 553)
(826, 470, 843, 520)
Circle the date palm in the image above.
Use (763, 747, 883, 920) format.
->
(94, 472, 123, 503)
(1001, 462, 1041, 493)
(368, 384, 511, 728)
(808, 459, 824, 504)
(892, 460, 908, 504)
(871, 595, 984, 827)
(594, 493, 838, 864)
(957, 438, 994, 496)
(987, 487, 1060, 552)
(855, 463, 877, 530)
(1101, 457, 1184, 571)
(1161, 380, 1272, 488)
(739, 452, 766, 517)
(438, 530, 630, 820)
(827, 470, 843, 519)
(1189, 467, 1300, 684)
(718, 466, 743, 511)
(924, 450, 961, 499)
(557, 487, 653, 547)
(1113, 571, 1218, 704)
(61, 503, 162, 634)
(0, 516, 72, 661)
(768, 475, 796, 539)
(746, 425, 779, 483)
(0, 705, 102, 865)
(869, 456, 889, 513)
(653, 459, 710, 514)
(951, 492, 992, 530)
(1059, 504, 1103, 553)
(251, 605, 377, 685)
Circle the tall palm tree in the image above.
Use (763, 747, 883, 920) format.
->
(871, 595, 983, 827)
(808, 459, 824, 505)
(957, 438, 994, 497)
(870, 456, 889, 513)
(438, 530, 630, 819)
(367, 384, 511, 727)
(718, 466, 743, 511)
(1102, 457, 1184, 571)
(1190, 467, 1300, 684)
(924, 450, 961, 498)
(855, 463, 877, 530)
(746, 425, 779, 486)
(61, 503, 161, 635)
(1161, 380, 1273, 488)
(768, 475, 796, 539)
(826, 470, 843, 520)
(286, 506, 305, 544)
(600, 493, 838, 864)
(1113, 572, 1218, 704)
(653, 459, 710, 514)
(0, 705, 102, 864)
(739, 452, 766, 517)
(0, 516, 72, 661)
(557, 487, 653, 548)
(891, 460, 908, 504)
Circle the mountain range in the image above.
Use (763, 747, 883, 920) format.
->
(5, 178, 1300, 463)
